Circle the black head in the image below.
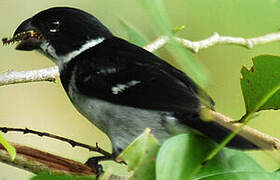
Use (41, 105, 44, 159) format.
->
(13, 7, 113, 56)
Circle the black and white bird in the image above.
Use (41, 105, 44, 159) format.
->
(12, 7, 258, 161)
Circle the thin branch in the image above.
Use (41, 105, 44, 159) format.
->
(0, 66, 58, 86)
(204, 108, 280, 150)
(0, 142, 128, 180)
(1, 111, 279, 179)
(144, 31, 280, 53)
(0, 127, 112, 158)
(174, 31, 280, 53)
(143, 35, 169, 52)
(2, 31, 280, 86)
(1, 113, 279, 154)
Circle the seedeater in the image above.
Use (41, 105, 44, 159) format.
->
(5, 7, 258, 163)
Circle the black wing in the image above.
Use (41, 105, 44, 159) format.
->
(73, 37, 213, 113)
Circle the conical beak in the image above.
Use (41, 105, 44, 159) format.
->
(13, 18, 44, 51)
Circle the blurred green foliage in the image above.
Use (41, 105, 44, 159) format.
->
(31, 173, 94, 180)
(157, 134, 280, 180)
(119, 18, 148, 47)
(0, 133, 16, 160)
(27, 132, 280, 179)
(117, 129, 160, 180)
(139, 0, 209, 87)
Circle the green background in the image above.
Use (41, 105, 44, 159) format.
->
(1, 0, 280, 179)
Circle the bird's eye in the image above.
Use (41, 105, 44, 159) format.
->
(49, 21, 60, 33)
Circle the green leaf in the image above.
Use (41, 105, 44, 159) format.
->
(196, 149, 279, 180)
(117, 129, 160, 180)
(195, 172, 280, 180)
(30, 172, 95, 180)
(0, 132, 16, 160)
(241, 55, 280, 114)
(156, 134, 280, 180)
(206, 55, 280, 168)
(119, 18, 148, 47)
(156, 134, 216, 180)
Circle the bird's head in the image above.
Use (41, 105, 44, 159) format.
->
(7, 7, 113, 66)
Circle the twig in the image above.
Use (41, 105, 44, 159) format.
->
(143, 35, 169, 52)
(204, 109, 280, 150)
(0, 142, 128, 180)
(174, 31, 280, 53)
(1, 111, 279, 179)
(2, 31, 280, 86)
(144, 31, 280, 53)
(0, 66, 58, 86)
(0, 127, 112, 158)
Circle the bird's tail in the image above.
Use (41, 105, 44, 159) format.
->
(177, 112, 259, 150)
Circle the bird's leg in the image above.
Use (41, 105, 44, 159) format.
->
(85, 155, 114, 177)
(85, 147, 128, 178)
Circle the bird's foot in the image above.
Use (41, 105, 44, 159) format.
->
(85, 156, 113, 178)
